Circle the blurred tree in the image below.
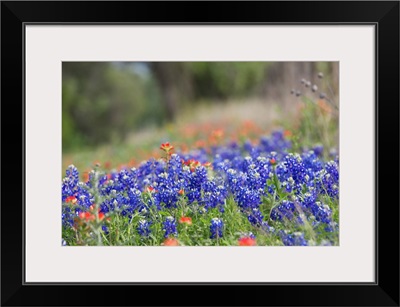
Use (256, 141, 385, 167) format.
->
(187, 62, 267, 100)
(149, 62, 268, 120)
(62, 62, 163, 151)
(63, 61, 337, 152)
(149, 62, 191, 121)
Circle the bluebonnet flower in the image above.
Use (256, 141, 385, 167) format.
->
(210, 218, 223, 239)
(236, 187, 262, 210)
(163, 216, 177, 238)
(62, 166, 95, 226)
(102, 225, 109, 235)
(258, 130, 291, 154)
(300, 189, 318, 209)
(61, 206, 75, 227)
(155, 172, 179, 208)
(247, 207, 264, 227)
(270, 200, 296, 221)
(191, 165, 208, 187)
(137, 219, 151, 237)
(62, 165, 80, 201)
(279, 231, 308, 246)
(247, 208, 273, 232)
(310, 202, 332, 224)
(276, 153, 307, 193)
(321, 161, 339, 198)
(137, 159, 165, 190)
(243, 159, 264, 191)
(312, 144, 324, 157)
(255, 156, 272, 183)
(302, 151, 324, 183)
(202, 181, 227, 211)
(65, 164, 79, 186)
(226, 169, 242, 194)
(324, 221, 339, 233)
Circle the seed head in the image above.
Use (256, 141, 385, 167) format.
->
(312, 84, 318, 92)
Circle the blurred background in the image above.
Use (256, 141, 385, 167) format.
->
(62, 62, 339, 174)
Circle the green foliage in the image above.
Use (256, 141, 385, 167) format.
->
(188, 62, 268, 99)
(62, 62, 270, 152)
(62, 63, 164, 151)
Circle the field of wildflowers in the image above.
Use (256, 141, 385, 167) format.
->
(62, 121, 339, 246)
(62, 64, 339, 246)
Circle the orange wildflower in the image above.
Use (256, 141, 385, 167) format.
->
(162, 238, 180, 246)
(65, 196, 77, 204)
(179, 216, 192, 225)
(146, 186, 156, 193)
(284, 130, 292, 138)
(195, 140, 206, 148)
(211, 129, 224, 139)
(203, 162, 212, 168)
(160, 142, 174, 153)
(238, 237, 257, 246)
(83, 171, 89, 183)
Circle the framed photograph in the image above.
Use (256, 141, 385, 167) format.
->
(1, 1, 399, 306)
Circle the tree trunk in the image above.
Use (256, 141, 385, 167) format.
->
(150, 63, 181, 121)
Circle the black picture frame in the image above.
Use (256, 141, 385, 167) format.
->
(1, 1, 399, 306)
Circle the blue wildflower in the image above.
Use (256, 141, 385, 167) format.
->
(279, 231, 308, 246)
(163, 216, 177, 238)
(137, 219, 151, 237)
(210, 218, 223, 239)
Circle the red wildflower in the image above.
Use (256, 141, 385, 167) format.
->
(203, 162, 212, 168)
(83, 171, 89, 183)
(179, 216, 192, 225)
(269, 158, 276, 165)
(146, 186, 156, 193)
(77, 205, 106, 222)
(160, 142, 174, 153)
(162, 238, 180, 246)
(184, 159, 201, 172)
(178, 189, 185, 195)
(128, 159, 136, 168)
(284, 130, 292, 137)
(78, 211, 95, 222)
(195, 140, 206, 148)
(238, 237, 257, 246)
(211, 129, 224, 139)
(65, 196, 77, 204)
